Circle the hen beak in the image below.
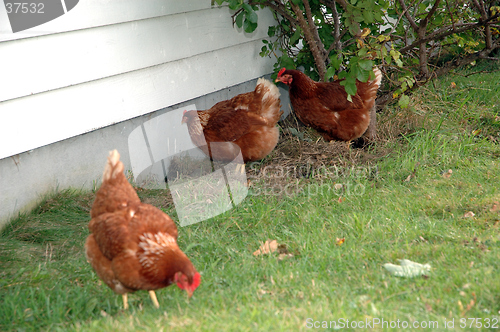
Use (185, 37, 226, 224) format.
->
(186, 287, 194, 298)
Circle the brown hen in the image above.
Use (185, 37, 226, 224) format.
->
(275, 67, 382, 142)
(182, 78, 282, 168)
(85, 150, 200, 309)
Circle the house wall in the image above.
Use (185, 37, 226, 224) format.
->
(0, 1, 286, 228)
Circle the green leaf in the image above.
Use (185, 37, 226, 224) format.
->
(348, 23, 359, 36)
(401, 81, 407, 91)
(242, 4, 258, 24)
(356, 68, 370, 82)
(343, 76, 358, 96)
(267, 26, 276, 37)
(325, 66, 336, 80)
(358, 59, 373, 71)
(398, 94, 410, 108)
(259, 46, 267, 57)
(291, 0, 301, 4)
(244, 19, 258, 33)
(289, 28, 302, 45)
(357, 47, 368, 57)
(330, 55, 343, 70)
(362, 10, 374, 23)
(246, 10, 258, 24)
(228, 0, 240, 10)
(259, 45, 268, 57)
(279, 55, 296, 69)
(235, 12, 244, 28)
(389, 49, 399, 60)
(433, 15, 443, 25)
(338, 71, 347, 80)
(352, 10, 363, 22)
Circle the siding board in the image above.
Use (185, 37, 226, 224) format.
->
(0, 0, 212, 42)
(0, 40, 275, 160)
(0, 7, 275, 102)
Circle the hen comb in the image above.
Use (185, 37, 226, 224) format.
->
(192, 272, 201, 289)
(278, 67, 286, 77)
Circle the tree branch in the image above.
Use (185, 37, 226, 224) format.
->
(471, 0, 493, 49)
(302, 0, 328, 59)
(319, 0, 342, 57)
(290, 1, 327, 80)
(399, 13, 500, 54)
(249, 1, 299, 27)
(433, 39, 500, 77)
(397, 0, 419, 31)
(420, 0, 441, 28)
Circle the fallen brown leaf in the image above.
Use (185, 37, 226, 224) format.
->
(253, 240, 278, 256)
(441, 169, 453, 179)
(404, 163, 420, 182)
(490, 202, 499, 212)
(460, 293, 476, 316)
(404, 174, 413, 182)
(464, 211, 475, 218)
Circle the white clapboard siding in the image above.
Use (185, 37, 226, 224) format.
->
(0, 7, 275, 102)
(0, 40, 275, 160)
(0, 1, 278, 160)
(0, 0, 212, 42)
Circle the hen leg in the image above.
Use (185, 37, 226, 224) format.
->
(149, 290, 160, 308)
(122, 293, 129, 310)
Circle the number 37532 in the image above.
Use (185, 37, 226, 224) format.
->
(460, 318, 499, 328)
(5, 3, 45, 14)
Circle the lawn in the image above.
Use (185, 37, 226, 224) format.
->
(1, 61, 499, 331)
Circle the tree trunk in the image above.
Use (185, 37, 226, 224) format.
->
(418, 28, 429, 78)
(290, 1, 328, 80)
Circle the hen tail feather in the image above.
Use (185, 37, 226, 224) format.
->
(255, 78, 282, 124)
(103, 149, 125, 182)
(371, 67, 383, 88)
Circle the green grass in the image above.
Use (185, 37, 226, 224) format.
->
(1, 62, 500, 331)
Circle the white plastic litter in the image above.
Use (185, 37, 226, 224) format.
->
(383, 259, 431, 278)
